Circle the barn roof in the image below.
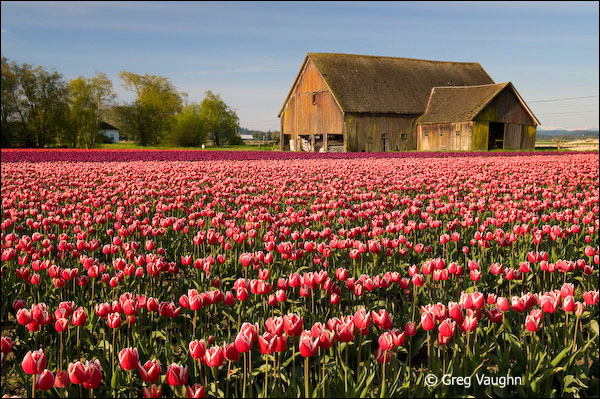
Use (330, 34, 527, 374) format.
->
(279, 53, 495, 116)
(417, 82, 540, 125)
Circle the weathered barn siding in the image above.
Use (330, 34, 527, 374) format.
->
(504, 124, 521, 150)
(471, 87, 537, 150)
(521, 125, 537, 149)
(474, 88, 536, 126)
(344, 113, 418, 152)
(280, 58, 344, 150)
(418, 122, 473, 151)
(471, 122, 489, 151)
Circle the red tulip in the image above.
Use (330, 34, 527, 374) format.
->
(165, 363, 188, 386)
(404, 321, 417, 336)
(118, 347, 139, 371)
(283, 314, 303, 336)
(68, 361, 87, 384)
(35, 369, 54, 391)
(562, 295, 576, 312)
(353, 308, 371, 331)
(265, 316, 284, 336)
(583, 290, 599, 305)
(189, 340, 207, 360)
(420, 311, 435, 331)
(224, 342, 240, 362)
(486, 308, 504, 323)
(54, 370, 70, 389)
(108, 313, 122, 329)
(525, 313, 541, 332)
(1, 337, 15, 354)
(186, 384, 206, 398)
(139, 359, 161, 383)
(258, 332, 277, 355)
(143, 384, 163, 398)
(561, 283, 574, 298)
(378, 332, 394, 351)
(235, 332, 253, 353)
(71, 307, 87, 327)
(299, 331, 318, 357)
(22, 350, 46, 375)
(335, 319, 355, 342)
(372, 309, 393, 330)
(82, 360, 103, 389)
(55, 317, 69, 332)
(375, 347, 392, 364)
(204, 346, 225, 368)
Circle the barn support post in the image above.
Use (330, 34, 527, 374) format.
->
(280, 118, 284, 150)
(324, 134, 328, 152)
(311, 135, 315, 152)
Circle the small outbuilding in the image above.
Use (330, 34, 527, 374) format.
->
(99, 122, 119, 143)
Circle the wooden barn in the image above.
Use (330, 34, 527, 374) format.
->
(417, 82, 539, 151)
(278, 53, 539, 152)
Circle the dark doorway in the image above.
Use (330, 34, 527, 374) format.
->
(488, 122, 504, 150)
(381, 133, 387, 152)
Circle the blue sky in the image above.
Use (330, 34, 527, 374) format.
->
(1, 1, 598, 130)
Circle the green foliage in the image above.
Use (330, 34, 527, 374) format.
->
(200, 90, 239, 146)
(117, 71, 184, 146)
(169, 103, 206, 147)
(1, 58, 242, 148)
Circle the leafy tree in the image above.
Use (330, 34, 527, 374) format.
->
(199, 91, 239, 146)
(18, 63, 69, 147)
(170, 103, 206, 147)
(67, 73, 115, 148)
(1, 57, 25, 147)
(118, 71, 184, 146)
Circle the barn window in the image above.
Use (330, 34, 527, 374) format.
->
(440, 130, 444, 137)
(312, 92, 316, 105)
(424, 131, 429, 137)
(400, 133, 407, 139)
(456, 129, 460, 136)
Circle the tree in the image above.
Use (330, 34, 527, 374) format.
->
(67, 73, 115, 148)
(117, 71, 184, 146)
(1, 57, 24, 147)
(18, 63, 69, 147)
(199, 91, 239, 146)
(169, 103, 206, 147)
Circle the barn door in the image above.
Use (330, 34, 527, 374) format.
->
(381, 133, 387, 152)
(488, 122, 505, 150)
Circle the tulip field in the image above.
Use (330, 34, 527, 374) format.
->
(1, 149, 599, 398)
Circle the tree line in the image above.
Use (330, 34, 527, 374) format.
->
(1, 57, 241, 148)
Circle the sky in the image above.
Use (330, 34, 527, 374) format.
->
(1, 1, 598, 131)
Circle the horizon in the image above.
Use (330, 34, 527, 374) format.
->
(1, 1, 598, 131)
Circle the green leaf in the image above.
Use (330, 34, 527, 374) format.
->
(590, 319, 599, 337)
(550, 346, 571, 367)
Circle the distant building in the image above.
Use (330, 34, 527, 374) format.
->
(240, 134, 255, 141)
(100, 122, 119, 143)
(279, 53, 539, 152)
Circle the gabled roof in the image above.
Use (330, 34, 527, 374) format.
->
(100, 122, 118, 130)
(417, 82, 540, 125)
(278, 53, 495, 116)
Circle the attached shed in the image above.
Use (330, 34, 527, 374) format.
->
(416, 82, 539, 151)
(278, 53, 499, 152)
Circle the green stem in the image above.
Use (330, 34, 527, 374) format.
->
(305, 356, 310, 399)
(380, 350, 387, 398)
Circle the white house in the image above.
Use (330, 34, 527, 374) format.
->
(240, 134, 255, 141)
(100, 122, 119, 143)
